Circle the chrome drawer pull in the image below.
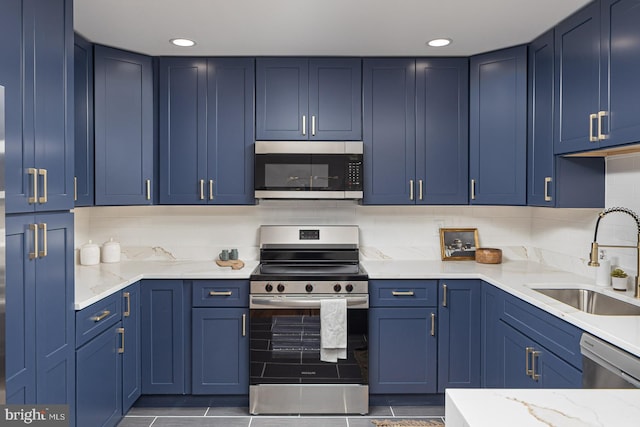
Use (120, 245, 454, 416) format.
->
(209, 291, 233, 296)
(392, 291, 415, 296)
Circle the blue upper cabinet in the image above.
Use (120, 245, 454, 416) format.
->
(256, 58, 361, 140)
(74, 34, 94, 207)
(527, 30, 605, 208)
(599, 0, 640, 148)
(554, 2, 601, 154)
(159, 57, 255, 205)
(415, 58, 469, 205)
(470, 46, 527, 205)
(363, 59, 417, 205)
(94, 45, 154, 205)
(5, 0, 74, 214)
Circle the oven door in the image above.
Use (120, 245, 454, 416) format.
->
(249, 294, 369, 414)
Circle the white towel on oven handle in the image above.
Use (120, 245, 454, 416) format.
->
(320, 298, 347, 363)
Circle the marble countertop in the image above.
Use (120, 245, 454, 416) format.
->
(445, 388, 640, 426)
(75, 257, 640, 358)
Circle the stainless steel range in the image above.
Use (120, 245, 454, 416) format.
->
(249, 225, 369, 415)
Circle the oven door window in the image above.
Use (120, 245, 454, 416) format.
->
(255, 154, 346, 191)
(250, 308, 368, 385)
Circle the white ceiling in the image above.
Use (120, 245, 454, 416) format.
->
(74, 0, 592, 57)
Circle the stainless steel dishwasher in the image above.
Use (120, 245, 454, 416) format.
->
(580, 333, 640, 388)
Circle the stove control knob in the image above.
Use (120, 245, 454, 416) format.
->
(345, 284, 354, 293)
(305, 284, 314, 293)
(333, 284, 342, 293)
(265, 283, 273, 292)
(277, 284, 285, 293)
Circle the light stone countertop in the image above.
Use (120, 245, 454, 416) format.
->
(445, 388, 640, 426)
(75, 258, 640, 359)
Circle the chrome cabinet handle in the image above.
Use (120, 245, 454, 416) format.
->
(597, 111, 607, 140)
(430, 313, 436, 336)
(123, 292, 131, 317)
(589, 113, 598, 142)
(38, 169, 47, 203)
(38, 223, 47, 258)
(409, 180, 414, 201)
(471, 179, 476, 200)
(28, 168, 38, 204)
(209, 291, 233, 296)
(242, 313, 247, 337)
(302, 115, 306, 136)
(311, 115, 316, 136)
(209, 180, 214, 200)
(29, 224, 38, 260)
(419, 180, 423, 201)
(118, 327, 125, 354)
(442, 284, 448, 307)
(392, 291, 414, 296)
(199, 179, 205, 200)
(531, 350, 541, 380)
(74, 176, 78, 201)
(544, 177, 552, 202)
(146, 179, 151, 200)
(525, 347, 534, 377)
(91, 310, 111, 322)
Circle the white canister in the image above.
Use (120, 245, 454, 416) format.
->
(101, 238, 121, 263)
(80, 240, 100, 266)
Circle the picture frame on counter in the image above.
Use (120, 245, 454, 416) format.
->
(440, 228, 479, 261)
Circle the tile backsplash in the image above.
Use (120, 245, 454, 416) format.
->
(74, 152, 640, 280)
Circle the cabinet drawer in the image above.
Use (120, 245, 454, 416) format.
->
(192, 280, 249, 307)
(501, 294, 582, 369)
(76, 292, 122, 348)
(369, 280, 438, 307)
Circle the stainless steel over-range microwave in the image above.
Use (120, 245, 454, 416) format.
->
(254, 141, 363, 200)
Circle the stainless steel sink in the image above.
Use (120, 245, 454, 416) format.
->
(532, 288, 640, 316)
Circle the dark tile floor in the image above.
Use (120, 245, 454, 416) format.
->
(117, 405, 446, 427)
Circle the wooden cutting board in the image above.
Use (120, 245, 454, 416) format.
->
(215, 259, 245, 270)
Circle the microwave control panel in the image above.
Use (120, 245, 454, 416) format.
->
(346, 158, 362, 190)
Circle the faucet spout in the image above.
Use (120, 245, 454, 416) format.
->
(588, 207, 640, 298)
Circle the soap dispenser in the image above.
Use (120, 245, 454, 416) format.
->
(595, 250, 611, 287)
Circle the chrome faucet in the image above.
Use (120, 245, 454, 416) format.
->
(588, 207, 640, 298)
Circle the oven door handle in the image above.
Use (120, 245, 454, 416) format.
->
(250, 296, 369, 309)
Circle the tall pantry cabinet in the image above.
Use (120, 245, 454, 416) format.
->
(0, 0, 76, 416)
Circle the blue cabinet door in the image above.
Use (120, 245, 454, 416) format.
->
(158, 58, 208, 205)
(6, 212, 75, 405)
(122, 282, 142, 412)
(6, 0, 74, 213)
(74, 34, 94, 207)
(537, 349, 582, 388)
(470, 45, 527, 205)
(94, 45, 154, 205)
(76, 324, 123, 427)
(499, 322, 538, 388)
(5, 215, 37, 403)
(206, 58, 255, 204)
(192, 308, 249, 394)
(141, 280, 188, 394)
(554, 2, 601, 154)
(415, 58, 469, 205)
(600, 0, 640, 148)
(308, 58, 362, 140)
(481, 282, 504, 388)
(369, 307, 437, 394)
(437, 280, 481, 392)
(363, 59, 416, 205)
(256, 58, 308, 140)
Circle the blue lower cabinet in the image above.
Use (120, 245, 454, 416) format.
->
(437, 280, 481, 392)
(500, 322, 539, 388)
(537, 346, 583, 388)
(369, 307, 437, 394)
(76, 324, 123, 427)
(481, 282, 505, 387)
(192, 308, 249, 394)
(141, 280, 190, 394)
(122, 282, 142, 412)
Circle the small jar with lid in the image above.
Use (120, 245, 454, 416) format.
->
(80, 241, 100, 265)
(101, 238, 121, 263)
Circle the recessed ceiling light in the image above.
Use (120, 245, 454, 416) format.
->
(170, 38, 196, 47)
(427, 38, 452, 47)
